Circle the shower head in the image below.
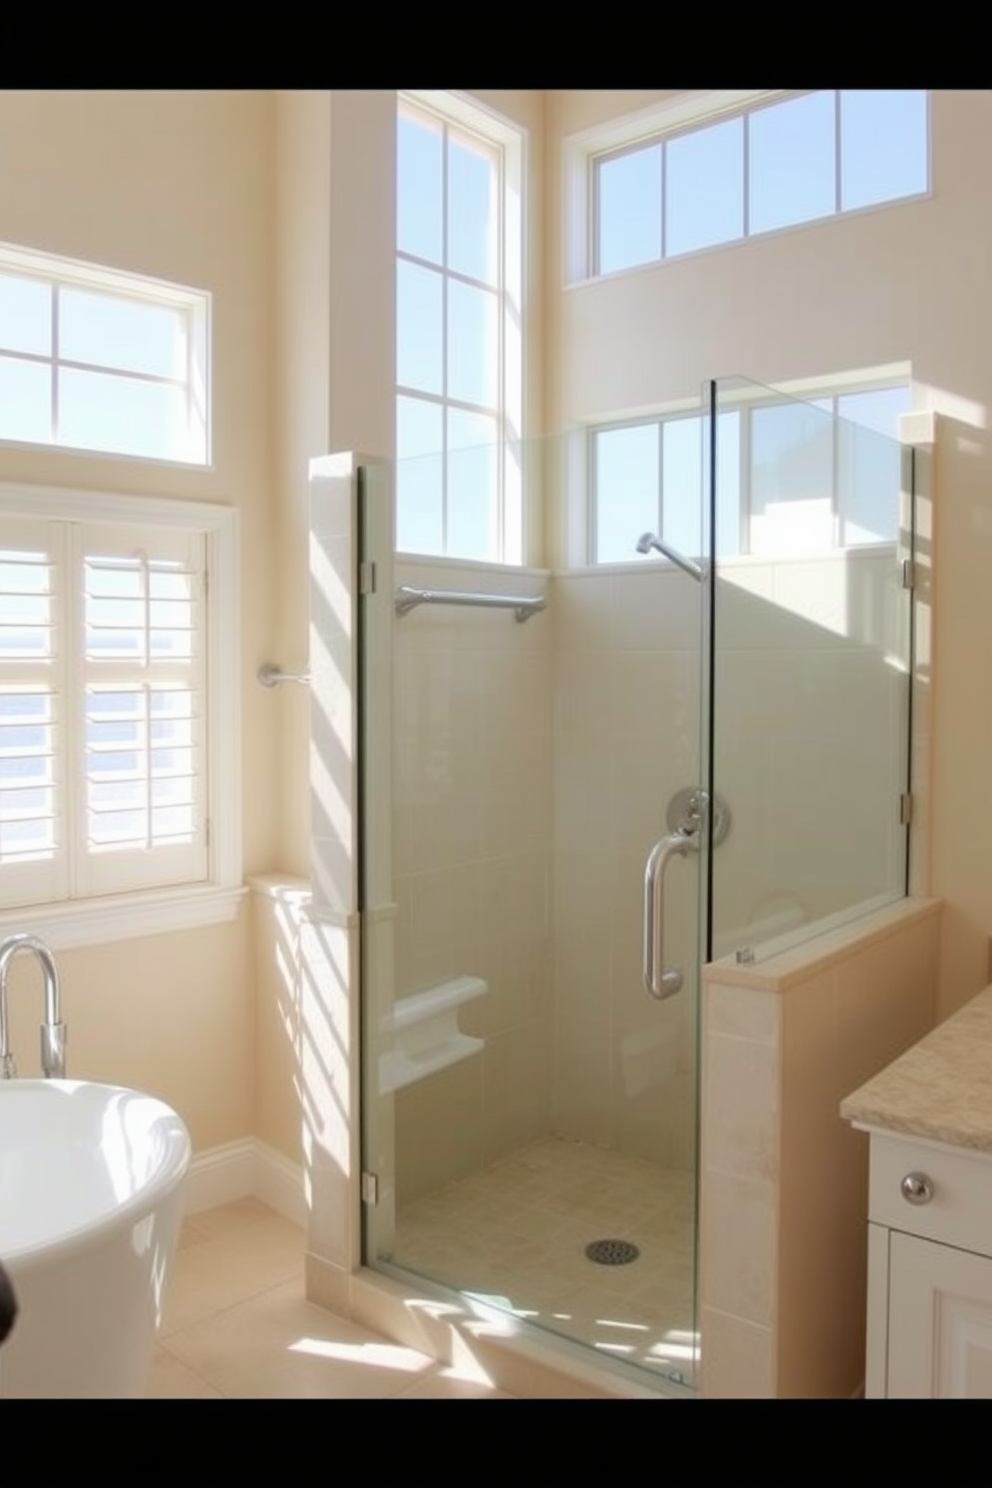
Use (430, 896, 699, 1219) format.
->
(635, 532, 705, 582)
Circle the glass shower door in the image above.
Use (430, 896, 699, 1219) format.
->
(357, 432, 711, 1392)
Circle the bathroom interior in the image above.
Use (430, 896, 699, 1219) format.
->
(0, 87, 990, 1400)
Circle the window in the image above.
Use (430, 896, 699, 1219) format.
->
(395, 92, 523, 563)
(586, 90, 929, 278)
(0, 484, 239, 946)
(591, 381, 912, 565)
(0, 242, 210, 464)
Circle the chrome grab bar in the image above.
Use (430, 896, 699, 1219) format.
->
(643, 829, 698, 1000)
(394, 585, 546, 624)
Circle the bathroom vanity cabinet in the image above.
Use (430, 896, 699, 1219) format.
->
(842, 987, 992, 1399)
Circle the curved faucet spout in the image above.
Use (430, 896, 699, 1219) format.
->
(0, 933, 66, 1079)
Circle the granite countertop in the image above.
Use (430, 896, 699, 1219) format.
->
(840, 986, 992, 1153)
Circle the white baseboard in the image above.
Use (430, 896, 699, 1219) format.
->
(183, 1138, 307, 1229)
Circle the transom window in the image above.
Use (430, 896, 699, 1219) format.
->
(395, 92, 523, 563)
(593, 90, 929, 277)
(0, 242, 210, 465)
(592, 382, 912, 565)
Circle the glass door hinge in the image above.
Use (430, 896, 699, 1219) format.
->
(361, 1171, 379, 1205)
(901, 559, 916, 591)
(899, 792, 914, 825)
(359, 561, 377, 595)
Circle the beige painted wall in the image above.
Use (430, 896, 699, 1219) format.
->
(544, 88, 992, 1021)
(0, 90, 276, 1150)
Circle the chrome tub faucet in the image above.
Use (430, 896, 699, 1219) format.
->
(0, 933, 67, 1080)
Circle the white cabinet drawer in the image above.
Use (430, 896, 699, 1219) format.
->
(868, 1132, 992, 1254)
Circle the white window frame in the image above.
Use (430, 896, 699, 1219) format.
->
(564, 89, 930, 285)
(396, 89, 525, 564)
(0, 240, 211, 466)
(0, 482, 242, 950)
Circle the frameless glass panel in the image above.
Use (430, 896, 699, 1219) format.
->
(0, 274, 51, 356)
(708, 376, 911, 969)
(396, 396, 443, 554)
(58, 368, 187, 461)
(0, 357, 51, 444)
(837, 387, 910, 546)
(447, 411, 497, 560)
(398, 110, 443, 264)
(749, 91, 836, 234)
(59, 288, 186, 380)
(841, 90, 929, 211)
(596, 144, 662, 275)
(448, 133, 497, 285)
(594, 422, 659, 563)
(396, 261, 443, 396)
(447, 280, 498, 408)
(749, 398, 835, 556)
(666, 117, 743, 257)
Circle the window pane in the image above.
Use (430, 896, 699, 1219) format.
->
(0, 274, 51, 356)
(750, 400, 835, 556)
(58, 368, 187, 461)
(398, 110, 443, 264)
(447, 280, 498, 408)
(836, 387, 909, 545)
(396, 260, 443, 396)
(841, 91, 928, 211)
(447, 409, 497, 561)
(396, 395, 443, 554)
(0, 357, 51, 444)
(594, 424, 660, 564)
(596, 144, 662, 275)
(662, 417, 704, 559)
(666, 118, 743, 257)
(713, 410, 743, 558)
(59, 287, 186, 380)
(448, 133, 497, 285)
(749, 91, 836, 234)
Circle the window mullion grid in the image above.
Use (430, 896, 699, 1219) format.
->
(743, 112, 751, 240)
(740, 407, 753, 558)
(834, 90, 842, 214)
(656, 421, 665, 544)
(51, 285, 60, 446)
(660, 142, 667, 263)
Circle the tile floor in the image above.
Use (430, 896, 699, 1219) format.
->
(147, 1197, 515, 1399)
(389, 1136, 699, 1389)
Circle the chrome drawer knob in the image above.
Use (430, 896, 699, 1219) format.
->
(901, 1171, 934, 1205)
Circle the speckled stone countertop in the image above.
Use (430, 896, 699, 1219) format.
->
(841, 986, 992, 1152)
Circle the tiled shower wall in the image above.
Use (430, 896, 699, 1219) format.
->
(390, 548, 910, 1201)
(391, 557, 554, 1204)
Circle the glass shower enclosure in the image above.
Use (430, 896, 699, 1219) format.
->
(355, 376, 914, 1393)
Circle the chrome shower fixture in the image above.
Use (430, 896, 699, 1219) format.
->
(635, 531, 704, 582)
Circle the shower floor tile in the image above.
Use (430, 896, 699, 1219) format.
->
(389, 1136, 699, 1387)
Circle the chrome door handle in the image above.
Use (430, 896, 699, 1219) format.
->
(643, 830, 696, 1000)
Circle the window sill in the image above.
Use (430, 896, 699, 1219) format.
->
(0, 884, 249, 953)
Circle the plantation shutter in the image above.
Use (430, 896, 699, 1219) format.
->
(0, 515, 208, 908)
(0, 520, 66, 908)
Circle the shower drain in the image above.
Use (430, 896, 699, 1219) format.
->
(584, 1238, 640, 1267)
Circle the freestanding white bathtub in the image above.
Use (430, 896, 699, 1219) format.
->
(0, 1079, 191, 1398)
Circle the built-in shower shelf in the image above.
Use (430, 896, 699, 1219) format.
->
(378, 975, 488, 1094)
